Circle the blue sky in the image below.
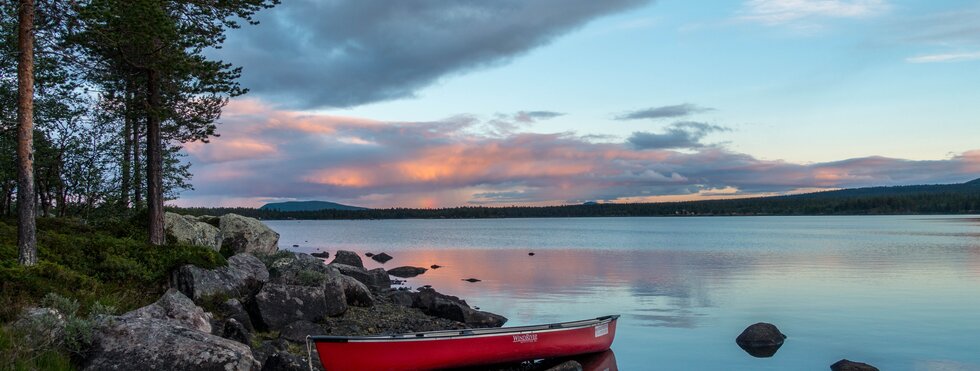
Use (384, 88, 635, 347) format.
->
(177, 0, 980, 208)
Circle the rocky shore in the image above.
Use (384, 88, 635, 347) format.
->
(12, 213, 539, 370)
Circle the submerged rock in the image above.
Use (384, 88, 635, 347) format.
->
(165, 212, 222, 250)
(831, 359, 879, 371)
(220, 213, 279, 255)
(171, 253, 269, 302)
(371, 252, 394, 263)
(331, 250, 364, 268)
(735, 322, 786, 358)
(388, 266, 428, 278)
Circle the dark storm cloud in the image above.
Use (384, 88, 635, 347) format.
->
(215, 0, 652, 109)
(615, 103, 714, 120)
(627, 121, 729, 150)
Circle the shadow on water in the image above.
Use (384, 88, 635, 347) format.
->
(445, 350, 618, 371)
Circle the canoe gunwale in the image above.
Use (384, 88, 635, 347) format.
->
(309, 315, 619, 343)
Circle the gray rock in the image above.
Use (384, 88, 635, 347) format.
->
(330, 250, 364, 268)
(171, 253, 270, 302)
(165, 212, 223, 250)
(388, 266, 428, 278)
(310, 251, 329, 259)
(331, 264, 391, 291)
(389, 291, 415, 307)
(252, 339, 287, 366)
(261, 352, 306, 371)
(221, 318, 252, 345)
(121, 289, 212, 333)
(370, 252, 393, 263)
(269, 252, 335, 287)
(413, 288, 507, 327)
(736, 322, 786, 358)
(220, 213, 280, 255)
(339, 275, 374, 307)
(254, 283, 343, 330)
(831, 359, 880, 371)
(218, 298, 254, 333)
(84, 317, 259, 371)
(280, 320, 327, 343)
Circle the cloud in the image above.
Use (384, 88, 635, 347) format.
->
(174, 99, 979, 208)
(738, 0, 888, 25)
(627, 121, 729, 150)
(514, 111, 565, 123)
(215, 0, 651, 109)
(906, 51, 980, 63)
(615, 104, 713, 120)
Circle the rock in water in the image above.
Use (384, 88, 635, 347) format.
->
(331, 250, 364, 268)
(84, 317, 259, 371)
(430, 264, 442, 269)
(311, 251, 329, 259)
(165, 212, 223, 250)
(388, 266, 428, 278)
(462, 278, 481, 283)
(735, 322, 787, 358)
(171, 253, 269, 302)
(219, 213, 280, 255)
(831, 359, 880, 371)
(254, 283, 344, 330)
(371, 252, 394, 263)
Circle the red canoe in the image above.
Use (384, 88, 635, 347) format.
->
(307, 315, 620, 371)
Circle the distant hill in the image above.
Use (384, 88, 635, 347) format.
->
(175, 178, 980, 219)
(259, 200, 368, 212)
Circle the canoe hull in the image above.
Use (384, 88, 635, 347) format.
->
(313, 316, 618, 371)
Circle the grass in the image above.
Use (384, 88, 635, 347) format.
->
(0, 215, 227, 370)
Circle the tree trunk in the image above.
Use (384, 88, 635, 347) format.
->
(121, 79, 133, 209)
(16, 0, 37, 266)
(133, 106, 142, 209)
(146, 69, 164, 245)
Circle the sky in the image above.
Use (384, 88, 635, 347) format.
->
(175, 0, 980, 208)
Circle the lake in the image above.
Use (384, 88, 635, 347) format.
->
(267, 216, 980, 371)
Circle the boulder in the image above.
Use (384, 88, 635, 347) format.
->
(331, 250, 364, 268)
(84, 317, 259, 370)
(194, 215, 221, 227)
(831, 359, 879, 371)
(164, 212, 222, 250)
(220, 318, 252, 345)
(388, 266, 428, 278)
(171, 253, 269, 302)
(280, 320, 327, 343)
(339, 275, 374, 307)
(389, 291, 415, 307)
(735, 322, 786, 358)
(252, 339, 287, 366)
(218, 298, 254, 333)
(261, 352, 306, 371)
(269, 252, 336, 286)
(220, 213, 279, 255)
(122, 289, 212, 333)
(332, 264, 391, 291)
(413, 288, 507, 327)
(371, 252, 393, 263)
(254, 283, 344, 330)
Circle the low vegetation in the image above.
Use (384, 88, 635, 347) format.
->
(0, 216, 225, 370)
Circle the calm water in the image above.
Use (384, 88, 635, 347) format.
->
(267, 216, 980, 371)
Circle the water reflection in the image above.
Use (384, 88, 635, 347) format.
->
(272, 216, 980, 370)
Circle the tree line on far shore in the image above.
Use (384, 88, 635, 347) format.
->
(175, 178, 980, 220)
(3, 0, 278, 266)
